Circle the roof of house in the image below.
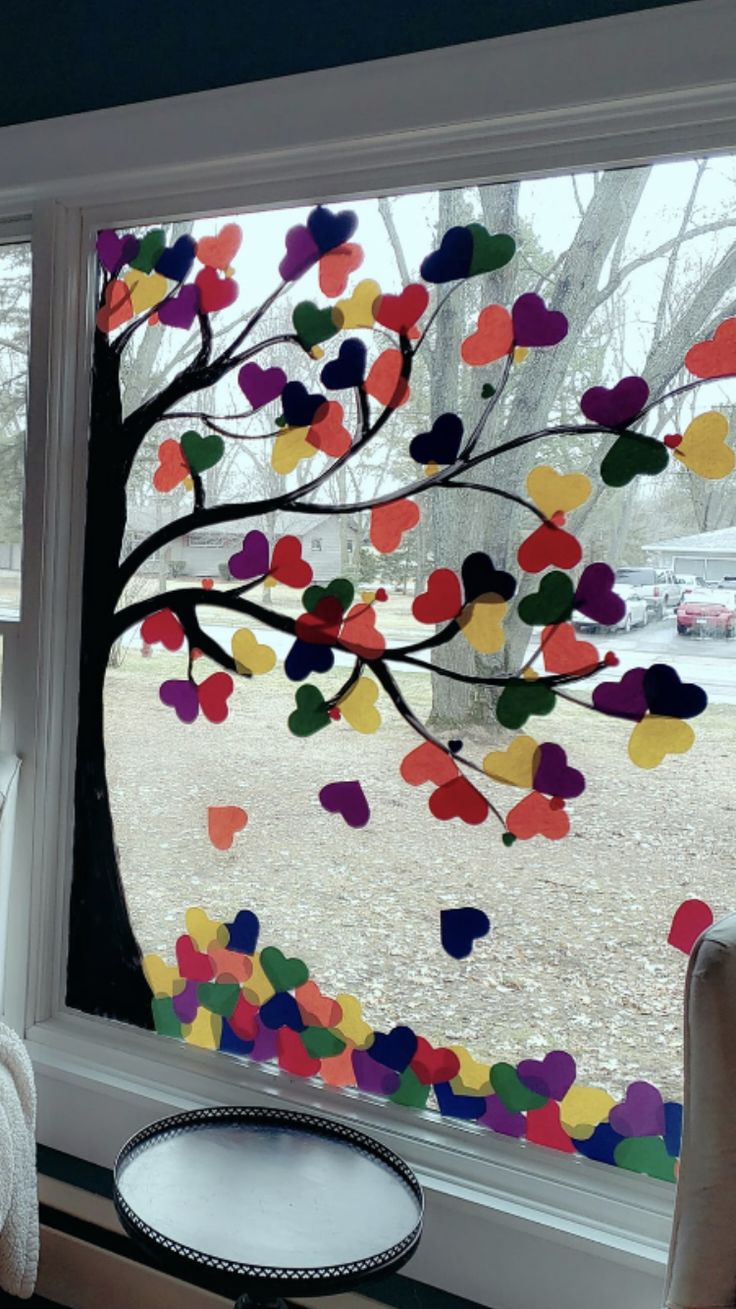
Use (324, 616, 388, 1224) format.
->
(644, 526, 736, 556)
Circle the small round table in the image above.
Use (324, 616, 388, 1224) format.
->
(113, 1107, 424, 1308)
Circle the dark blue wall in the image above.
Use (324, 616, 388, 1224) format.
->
(3, 1, 693, 128)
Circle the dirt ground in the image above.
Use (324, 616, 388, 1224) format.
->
(105, 644, 733, 1103)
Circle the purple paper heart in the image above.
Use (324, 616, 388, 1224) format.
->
(319, 780, 370, 829)
(580, 375, 649, 428)
(172, 979, 199, 1023)
(158, 283, 201, 330)
(479, 1094, 526, 1138)
(592, 667, 648, 721)
(369, 1026, 417, 1072)
(532, 744, 585, 799)
(96, 229, 139, 274)
(574, 562, 626, 626)
(516, 1050, 577, 1101)
(238, 362, 287, 409)
(159, 679, 199, 723)
(249, 1019, 279, 1063)
(279, 224, 320, 281)
(609, 1081, 665, 1138)
(228, 530, 270, 580)
(512, 292, 568, 347)
(352, 1049, 400, 1095)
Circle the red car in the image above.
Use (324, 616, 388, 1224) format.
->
(677, 588, 736, 637)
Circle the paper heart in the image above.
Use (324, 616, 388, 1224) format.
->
(526, 1102, 575, 1153)
(467, 224, 516, 277)
(319, 779, 370, 828)
(340, 605, 385, 660)
(581, 375, 649, 428)
(369, 1025, 417, 1072)
(198, 980, 240, 1018)
(130, 229, 165, 273)
(440, 906, 491, 959)
(158, 283, 200, 330)
(573, 562, 626, 627)
(512, 292, 568, 347)
(196, 223, 242, 270)
(195, 267, 238, 313)
(517, 1050, 577, 1101)
(277, 1027, 321, 1078)
(352, 1049, 400, 1095)
(238, 362, 287, 409)
(674, 410, 735, 479)
(183, 1009, 221, 1050)
(181, 430, 224, 475)
(518, 572, 574, 626)
(517, 520, 582, 573)
(186, 907, 227, 951)
(228, 529, 270, 580)
(370, 499, 420, 554)
(592, 667, 648, 721)
(282, 380, 327, 428)
(207, 945, 251, 985)
(307, 400, 352, 457)
(506, 791, 569, 840)
(449, 1045, 492, 1095)
(390, 1067, 431, 1109)
(320, 1047, 357, 1087)
(614, 1136, 676, 1183)
(331, 992, 374, 1048)
(483, 735, 539, 788)
(559, 1085, 615, 1139)
(458, 595, 507, 654)
(527, 465, 591, 518)
(293, 304, 340, 356)
(339, 676, 381, 734)
(272, 426, 315, 475)
(303, 578, 354, 613)
(435, 1081, 486, 1120)
(532, 742, 585, 799)
(141, 609, 184, 651)
(96, 229, 139, 274)
(124, 269, 168, 314)
(685, 317, 736, 379)
(410, 1037, 460, 1086)
(429, 776, 490, 825)
(496, 678, 556, 730)
(176, 934, 215, 982)
(153, 438, 189, 492)
(231, 628, 276, 677)
(301, 1027, 345, 1059)
(284, 637, 333, 682)
(260, 991, 305, 1031)
(155, 234, 196, 283)
(628, 715, 695, 769)
(409, 413, 463, 466)
(242, 958, 276, 1007)
(413, 569, 463, 624)
(460, 304, 513, 366)
(225, 909, 260, 954)
(296, 596, 344, 646)
(269, 536, 313, 587)
(664, 1102, 684, 1160)
(400, 741, 459, 787)
(249, 1020, 278, 1061)
(461, 552, 516, 603)
(364, 349, 410, 408)
(260, 945, 309, 994)
(332, 279, 381, 330)
(296, 981, 342, 1028)
(207, 805, 247, 851)
(668, 898, 714, 955)
(160, 678, 199, 724)
(571, 1122, 622, 1165)
(541, 622, 598, 674)
(172, 979, 199, 1023)
(228, 994, 259, 1041)
(601, 432, 669, 487)
(319, 241, 364, 297)
(151, 996, 181, 1036)
(142, 953, 183, 997)
(96, 279, 133, 333)
(374, 283, 428, 334)
(280, 224, 320, 281)
(308, 204, 358, 254)
(643, 664, 707, 719)
(197, 672, 234, 723)
(479, 1096, 526, 1139)
(421, 226, 474, 283)
(288, 684, 331, 737)
(320, 338, 367, 389)
(609, 1081, 665, 1138)
(491, 1062, 547, 1112)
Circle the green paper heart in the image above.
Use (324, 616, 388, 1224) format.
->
(293, 301, 340, 350)
(151, 996, 182, 1039)
(391, 1067, 431, 1109)
(491, 1062, 547, 1112)
(502, 832, 517, 847)
(302, 577, 355, 615)
(275, 415, 288, 428)
(197, 982, 240, 1017)
(181, 430, 225, 475)
(518, 572, 574, 626)
(301, 1027, 345, 1059)
(130, 229, 166, 274)
(481, 383, 495, 399)
(496, 680, 556, 730)
(613, 1136, 676, 1183)
(260, 946, 309, 993)
(467, 225, 516, 277)
(600, 432, 668, 488)
(288, 684, 331, 737)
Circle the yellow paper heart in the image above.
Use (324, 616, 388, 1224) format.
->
(231, 627, 276, 676)
(185, 906, 229, 952)
(526, 464, 592, 518)
(123, 269, 168, 314)
(458, 594, 507, 653)
(339, 676, 381, 734)
(628, 714, 695, 770)
(143, 953, 183, 997)
(360, 590, 377, 603)
(448, 1045, 492, 1095)
(483, 734, 539, 788)
(513, 346, 529, 364)
(183, 1009, 221, 1050)
(331, 993, 374, 1048)
(241, 951, 275, 1005)
(675, 411, 735, 480)
(271, 426, 315, 475)
(560, 1085, 615, 1140)
(332, 278, 382, 330)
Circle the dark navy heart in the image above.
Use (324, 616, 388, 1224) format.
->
(462, 551, 516, 603)
(571, 1123, 623, 1166)
(307, 205, 358, 254)
(420, 226, 473, 283)
(409, 412, 464, 465)
(225, 909, 260, 954)
(320, 338, 367, 390)
(369, 1026, 417, 1072)
(435, 1081, 486, 1120)
(156, 234, 197, 283)
(284, 638, 335, 682)
(643, 664, 707, 719)
(219, 1021, 255, 1057)
(664, 1101, 683, 1158)
(441, 906, 491, 959)
(281, 381, 327, 428)
(259, 992, 304, 1032)
(448, 739, 463, 754)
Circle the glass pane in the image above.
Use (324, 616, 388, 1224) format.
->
(0, 241, 29, 621)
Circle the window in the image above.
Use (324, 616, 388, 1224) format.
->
(0, 239, 30, 622)
(311, 538, 323, 552)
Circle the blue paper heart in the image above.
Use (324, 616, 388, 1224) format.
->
(409, 413, 464, 465)
(282, 381, 327, 428)
(369, 1025, 417, 1072)
(440, 906, 491, 959)
(461, 552, 516, 603)
(259, 992, 305, 1032)
(307, 205, 358, 254)
(435, 1081, 486, 1120)
(320, 338, 367, 391)
(284, 638, 335, 682)
(219, 1020, 255, 1057)
(420, 226, 473, 283)
(156, 235, 197, 283)
(643, 664, 707, 719)
(664, 1101, 683, 1158)
(225, 909, 260, 954)
(572, 1123, 623, 1166)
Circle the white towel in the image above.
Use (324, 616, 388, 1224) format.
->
(0, 1023, 38, 1299)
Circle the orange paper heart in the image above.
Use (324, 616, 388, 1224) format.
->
(207, 805, 248, 850)
(370, 499, 420, 554)
(461, 304, 513, 366)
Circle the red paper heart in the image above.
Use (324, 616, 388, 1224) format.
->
(340, 602, 386, 658)
(307, 400, 352, 457)
(270, 535, 313, 588)
(197, 672, 234, 723)
(400, 742, 460, 787)
(295, 980, 342, 1027)
(506, 791, 569, 841)
(364, 349, 410, 408)
(517, 521, 582, 573)
(526, 1101, 575, 1153)
(373, 284, 429, 334)
(668, 898, 714, 955)
(229, 994, 260, 1041)
(461, 304, 513, 366)
(429, 776, 490, 825)
(141, 608, 184, 651)
(541, 622, 598, 675)
(370, 499, 420, 554)
(412, 568, 463, 623)
(295, 596, 344, 645)
(685, 318, 736, 379)
(196, 223, 242, 271)
(278, 1027, 321, 1078)
(153, 439, 189, 493)
(96, 279, 133, 333)
(411, 1036, 461, 1086)
(176, 934, 215, 982)
(318, 242, 364, 297)
(195, 266, 239, 313)
(207, 805, 248, 850)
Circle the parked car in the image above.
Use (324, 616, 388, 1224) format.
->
(676, 588, 736, 637)
(676, 573, 705, 596)
(614, 567, 680, 619)
(574, 583, 648, 633)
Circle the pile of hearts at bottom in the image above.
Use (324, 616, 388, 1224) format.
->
(144, 905, 682, 1183)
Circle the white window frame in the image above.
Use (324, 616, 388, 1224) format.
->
(1, 4, 734, 1305)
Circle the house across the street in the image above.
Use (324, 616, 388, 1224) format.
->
(644, 526, 736, 581)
